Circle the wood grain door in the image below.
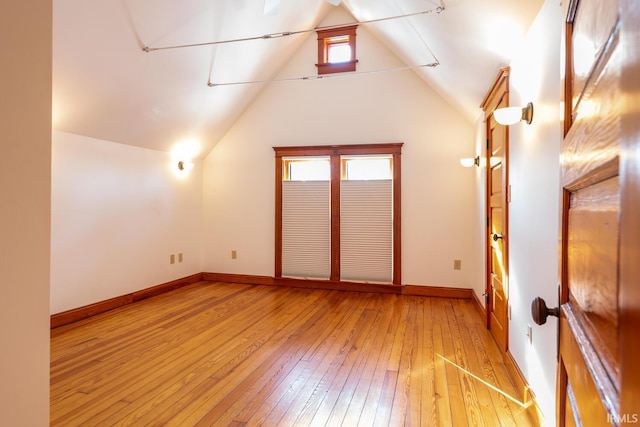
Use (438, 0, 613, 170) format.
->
(544, 0, 640, 424)
(488, 112, 508, 353)
(618, 1, 640, 421)
(481, 68, 510, 353)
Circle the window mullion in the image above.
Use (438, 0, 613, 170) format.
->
(275, 156, 283, 278)
(330, 154, 341, 282)
(393, 151, 401, 285)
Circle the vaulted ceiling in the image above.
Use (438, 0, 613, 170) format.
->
(53, 0, 544, 156)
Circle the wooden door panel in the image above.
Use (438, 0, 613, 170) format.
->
(560, 309, 614, 425)
(567, 175, 620, 380)
(491, 273, 505, 306)
(491, 164, 503, 195)
(558, 0, 622, 425)
(489, 313, 506, 351)
(563, 41, 621, 185)
(490, 225, 503, 271)
(490, 208, 503, 240)
(571, 0, 618, 112)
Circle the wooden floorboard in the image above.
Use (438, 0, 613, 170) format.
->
(50, 281, 535, 426)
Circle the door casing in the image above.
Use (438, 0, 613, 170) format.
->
(480, 67, 510, 352)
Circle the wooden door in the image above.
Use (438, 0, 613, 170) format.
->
(488, 112, 508, 352)
(543, 0, 640, 424)
(618, 1, 640, 421)
(481, 68, 510, 353)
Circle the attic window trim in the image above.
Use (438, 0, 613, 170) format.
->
(316, 25, 358, 75)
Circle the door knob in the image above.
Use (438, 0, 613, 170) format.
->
(492, 233, 503, 241)
(482, 292, 490, 305)
(531, 297, 559, 325)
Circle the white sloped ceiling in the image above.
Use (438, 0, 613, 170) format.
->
(52, 0, 543, 155)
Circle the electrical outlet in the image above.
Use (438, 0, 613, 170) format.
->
(170, 254, 175, 264)
(231, 250, 237, 260)
(178, 253, 183, 263)
(453, 259, 462, 270)
(527, 324, 533, 345)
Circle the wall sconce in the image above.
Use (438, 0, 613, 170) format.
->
(460, 156, 480, 168)
(178, 161, 194, 171)
(494, 102, 534, 125)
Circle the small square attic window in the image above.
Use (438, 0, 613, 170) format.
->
(316, 25, 358, 75)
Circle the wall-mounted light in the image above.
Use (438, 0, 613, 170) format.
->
(460, 156, 480, 168)
(171, 139, 200, 176)
(178, 161, 194, 171)
(494, 102, 534, 125)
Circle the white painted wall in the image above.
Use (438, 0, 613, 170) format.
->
(472, 116, 489, 304)
(506, 1, 562, 424)
(202, 8, 480, 289)
(51, 131, 203, 314)
(0, 1, 52, 424)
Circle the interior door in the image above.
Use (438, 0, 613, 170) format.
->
(488, 111, 508, 352)
(535, 0, 638, 424)
(481, 67, 510, 353)
(618, 1, 640, 421)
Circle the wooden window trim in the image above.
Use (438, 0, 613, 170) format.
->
(274, 143, 402, 285)
(316, 25, 358, 75)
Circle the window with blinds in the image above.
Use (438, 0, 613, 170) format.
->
(281, 157, 331, 279)
(274, 144, 402, 285)
(340, 179, 393, 283)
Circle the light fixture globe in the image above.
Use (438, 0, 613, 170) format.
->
(460, 156, 480, 168)
(494, 102, 534, 125)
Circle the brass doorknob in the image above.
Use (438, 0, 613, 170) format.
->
(492, 233, 503, 241)
(531, 297, 559, 325)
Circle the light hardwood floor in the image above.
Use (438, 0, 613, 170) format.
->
(50, 281, 535, 426)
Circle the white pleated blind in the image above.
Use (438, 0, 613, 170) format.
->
(282, 180, 331, 279)
(340, 179, 393, 282)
